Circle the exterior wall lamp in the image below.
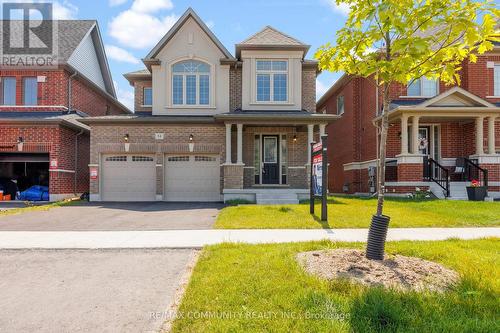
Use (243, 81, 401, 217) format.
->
(17, 137, 24, 152)
(293, 134, 297, 143)
(189, 134, 194, 152)
(124, 134, 130, 152)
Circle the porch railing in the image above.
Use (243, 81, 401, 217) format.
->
(464, 158, 489, 188)
(423, 157, 450, 197)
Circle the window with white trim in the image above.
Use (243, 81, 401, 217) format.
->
(494, 64, 500, 96)
(337, 95, 344, 115)
(143, 87, 152, 106)
(172, 60, 210, 106)
(23, 77, 38, 105)
(407, 77, 438, 97)
(256, 60, 288, 102)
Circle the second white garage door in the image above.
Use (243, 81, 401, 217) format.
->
(164, 155, 221, 202)
(101, 155, 156, 201)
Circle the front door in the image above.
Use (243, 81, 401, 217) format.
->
(262, 136, 280, 184)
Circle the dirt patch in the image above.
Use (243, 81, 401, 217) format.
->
(297, 249, 459, 292)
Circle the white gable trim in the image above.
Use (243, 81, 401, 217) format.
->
(416, 86, 496, 108)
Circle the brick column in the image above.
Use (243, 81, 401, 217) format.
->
(223, 164, 244, 189)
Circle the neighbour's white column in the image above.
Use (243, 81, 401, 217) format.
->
(476, 116, 484, 155)
(319, 124, 327, 137)
(225, 123, 232, 164)
(488, 116, 496, 155)
(237, 123, 243, 164)
(411, 116, 420, 154)
(307, 124, 314, 164)
(401, 115, 409, 155)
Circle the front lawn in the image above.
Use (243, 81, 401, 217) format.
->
(215, 196, 500, 229)
(171, 239, 499, 332)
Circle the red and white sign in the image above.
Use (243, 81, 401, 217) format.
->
(313, 142, 323, 153)
(90, 167, 98, 180)
(50, 159, 58, 169)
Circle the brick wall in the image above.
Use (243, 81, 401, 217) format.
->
(133, 80, 153, 113)
(229, 66, 242, 111)
(301, 67, 316, 112)
(0, 69, 127, 115)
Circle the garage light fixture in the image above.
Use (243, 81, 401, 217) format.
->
(17, 137, 24, 151)
(293, 135, 297, 143)
(189, 134, 194, 152)
(124, 134, 130, 152)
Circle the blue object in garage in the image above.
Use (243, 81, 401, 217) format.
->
(18, 185, 49, 201)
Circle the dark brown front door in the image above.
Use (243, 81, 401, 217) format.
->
(262, 135, 279, 184)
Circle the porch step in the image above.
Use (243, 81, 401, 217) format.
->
(256, 192, 299, 205)
(448, 182, 468, 200)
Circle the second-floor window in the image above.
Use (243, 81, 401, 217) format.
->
(337, 95, 344, 115)
(256, 60, 288, 102)
(143, 87, 152, 106)
(172, 60, 210, 106)
(23, 77, 38, 105)
(494, 64, 500, 96)
(1, 77, 16, 105)
(407, 77, 438, 97)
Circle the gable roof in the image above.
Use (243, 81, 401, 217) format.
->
(412, 87, 497, 108)
(145, 8, 235, 61)
(236, 26, 310, 58)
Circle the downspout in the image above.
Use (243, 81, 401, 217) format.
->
(74, 130, 84, 196)
(68, 71, 77, 112)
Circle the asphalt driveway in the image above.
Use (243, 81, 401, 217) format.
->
(0, 202, 223, 231)
(0, 249, 194, 333)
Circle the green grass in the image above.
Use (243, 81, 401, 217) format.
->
(0, 199, 81, 217)
(171, 239, 499, 332)
(215, 196, 500, 229)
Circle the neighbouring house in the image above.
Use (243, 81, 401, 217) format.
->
(0, 20, 130, 201)
(80, 8, 337, 203)
(317, 44, 500, 200)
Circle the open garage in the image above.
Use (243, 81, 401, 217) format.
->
(0, 153, 49, 200)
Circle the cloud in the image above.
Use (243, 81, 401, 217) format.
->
(109, 0, 178, 49)
(131, 0, 173, 13)
(105, 45, 140, 64)
(109, 0, 128, 6)
(316, 79, 329, 101)
(52, 1, 78, 19)
(324, 0, 350, 16)
(114, 80, 135, 111)
(206, 20, 215, 29)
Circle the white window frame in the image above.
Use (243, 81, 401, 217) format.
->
(170, 60, 212, 108)
(337, 95, 344, 115)
(142, 87, 152, 107)
(494, 64, 500, 97)
(404, 77, 439, 98)
(255, 59, 289, 104)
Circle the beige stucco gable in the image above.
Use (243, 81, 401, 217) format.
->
(151, 16, 230, 116)
(418, 87, 496, 108)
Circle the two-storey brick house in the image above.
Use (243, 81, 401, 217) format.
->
(318, 44, 500, 200)
(81, 8, 337, 203)
(0, 21, 130, 201)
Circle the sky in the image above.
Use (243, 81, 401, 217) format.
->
(11, 0, 351, 110)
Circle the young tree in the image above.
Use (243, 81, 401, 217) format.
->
(316, 0, 498, 259)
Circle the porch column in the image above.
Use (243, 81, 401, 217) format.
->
(236, 123, 243, 164)
(488, 116, 496, 155)
(319, 124, 327, 137)
(307, 124, 314, 164)
(225, 123, 232, 164)
(475, 116, 484, 155)
(411, 116, 420, 154)
(401, 115, 409, 155)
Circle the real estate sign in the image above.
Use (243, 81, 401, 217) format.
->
(310, 137, 328, 222)
(312, 146, 323, 196)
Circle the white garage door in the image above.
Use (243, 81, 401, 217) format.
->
(164, 155, 221, 202)
(101, 155, 156, 201)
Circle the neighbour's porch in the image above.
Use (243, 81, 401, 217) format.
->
(215, 111, 339, 203)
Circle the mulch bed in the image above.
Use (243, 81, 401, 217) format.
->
(297, 249, 459, 292)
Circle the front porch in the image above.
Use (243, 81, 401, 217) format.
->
(216, 111, 338, 203)
(381, 88, 500, 199)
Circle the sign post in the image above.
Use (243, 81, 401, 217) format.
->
(310, 135, 328, 221)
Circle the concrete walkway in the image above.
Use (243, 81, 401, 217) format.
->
(0, 228, 498, 249)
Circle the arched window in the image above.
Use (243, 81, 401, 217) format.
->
(171, 60, 210, 106)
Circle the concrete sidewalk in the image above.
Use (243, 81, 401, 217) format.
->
(0, 228, 498, 249)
